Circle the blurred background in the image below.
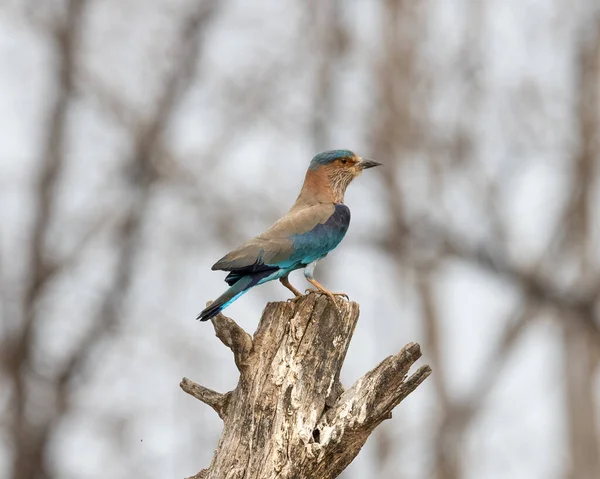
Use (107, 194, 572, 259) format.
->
(1, 0, 600, 478)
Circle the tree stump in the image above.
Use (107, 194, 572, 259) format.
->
(181, 293, 431, 479)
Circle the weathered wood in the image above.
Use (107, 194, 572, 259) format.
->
(183, 293, 431, 479)
(180, 378, 229, 420)
(208, 301, 253, 370)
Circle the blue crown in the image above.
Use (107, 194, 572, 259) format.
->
(309, 150, 355, 170)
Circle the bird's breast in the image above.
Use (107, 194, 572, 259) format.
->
(287, 204, 351, 265)
(327, 203, 351, 230)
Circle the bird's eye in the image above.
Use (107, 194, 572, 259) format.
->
(340, 158, 348, 164)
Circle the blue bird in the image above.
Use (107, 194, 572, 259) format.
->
(197, 150, 381, 321)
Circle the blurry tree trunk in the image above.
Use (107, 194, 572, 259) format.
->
(180, 294, 430, 479)
(563, 11, 600, 479)
(563, 319, 600, 479)
(9, 1, 86, 478)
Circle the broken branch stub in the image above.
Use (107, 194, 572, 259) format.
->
(182, 293, 431, 478)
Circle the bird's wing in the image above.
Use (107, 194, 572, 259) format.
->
(212, 203, 350, 275)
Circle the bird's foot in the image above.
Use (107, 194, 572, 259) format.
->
(304, 288, 349, 301)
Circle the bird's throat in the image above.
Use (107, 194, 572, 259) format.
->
(294, 168, 351, 206)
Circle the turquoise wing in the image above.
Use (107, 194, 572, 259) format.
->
(212, 203, 350, 283)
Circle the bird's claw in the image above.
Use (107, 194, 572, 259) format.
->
(304, 289, 349, 301)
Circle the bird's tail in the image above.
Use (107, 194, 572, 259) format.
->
(197, 276, 253, 321)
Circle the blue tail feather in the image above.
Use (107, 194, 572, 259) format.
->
(197, 277, 252, 321)
(197, 269, 278, 321)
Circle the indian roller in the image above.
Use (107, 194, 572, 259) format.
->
(197, 149, 381, 321)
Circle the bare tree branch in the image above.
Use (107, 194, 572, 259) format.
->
(7, 2, 88, 478)
(180, 377, 229, 420)
(209, 308, 253, 371)
(320, 344, 430, 431)
(563, 11, 600, 479)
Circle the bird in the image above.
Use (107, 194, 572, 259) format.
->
(197, 149, 381, 321)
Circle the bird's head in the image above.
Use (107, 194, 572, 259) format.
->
(307, 150, 381, 203)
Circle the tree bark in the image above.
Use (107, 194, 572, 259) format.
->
(181, 293, 431, 479)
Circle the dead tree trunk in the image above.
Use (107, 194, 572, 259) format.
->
(181, 293, 431, 479)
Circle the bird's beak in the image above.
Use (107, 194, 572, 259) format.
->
(358, 157, 382, 170)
